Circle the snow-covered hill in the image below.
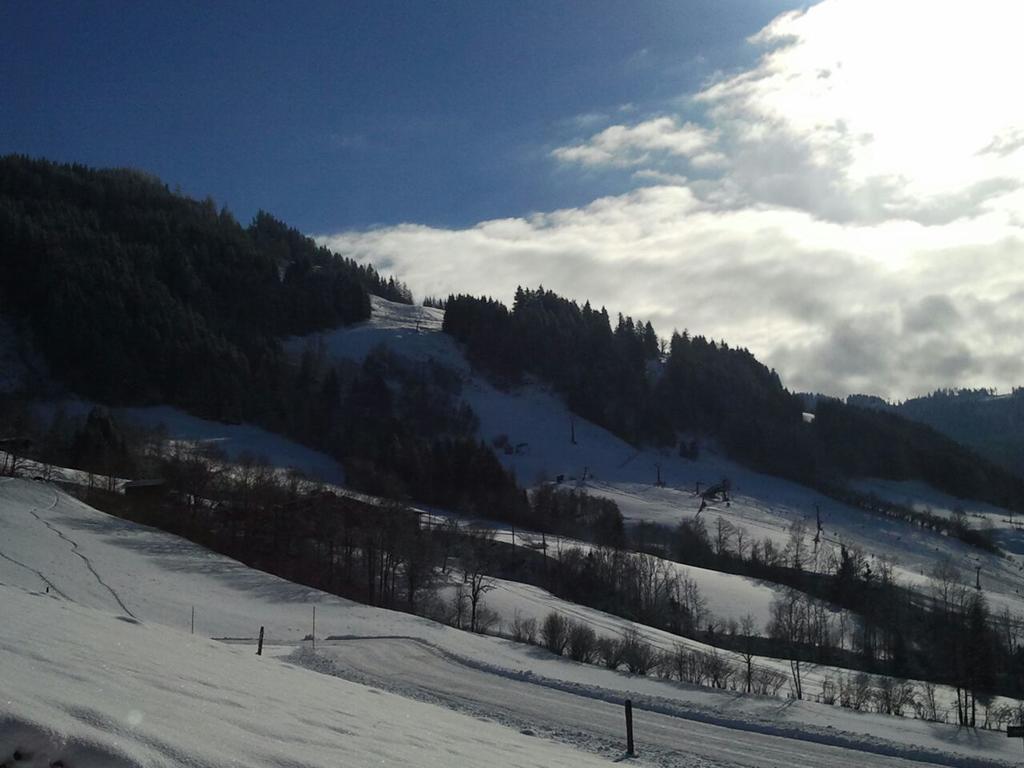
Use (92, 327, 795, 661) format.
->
(8, 297, 1023, 766)
(292, 297, 1024, 618)
(47, 295, 1015, 620)
(1, 477, 1020, 765)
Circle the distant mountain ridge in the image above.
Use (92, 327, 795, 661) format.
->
(844, 389, 1024, 475)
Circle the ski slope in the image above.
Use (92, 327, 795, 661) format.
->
(287, 295, 468, 374)
(300, 297, 1024, 620)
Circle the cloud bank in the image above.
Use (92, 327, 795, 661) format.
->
(320, 0, 1024, 400)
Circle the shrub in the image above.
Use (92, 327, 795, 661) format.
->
(621, 628, 657, 675)
(596, 636, 624, 670)
(510, 612, 538, 644)
(540, 612, 569, 655)
(566, 621, 598, 663)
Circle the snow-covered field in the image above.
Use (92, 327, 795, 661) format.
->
(1, 478, 1021, 767)
(0, 586, 612, 768)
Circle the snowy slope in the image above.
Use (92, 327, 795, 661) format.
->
(434, 568, 1016, 732)
(296, 297, 1024, 620)
(1, 478, 1020, 766)
(37, 400, 346, 484)
(0, 585, 612, 768)
(426, 513, 785, 629)
(287, 295, 468, 373)
(5, 294, 1020, 766)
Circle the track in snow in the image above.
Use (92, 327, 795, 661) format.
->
(11, 486, 137, 618)
(295, 638, 987, 768)
(0, 550, 69, 599)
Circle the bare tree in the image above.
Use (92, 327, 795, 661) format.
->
(875, 677, 916, 717)
(704, 649, 735, 689)
(597, 635, 625, 670)
(785, 519, 809, 571)
(734, 525, 749, 560)
(768, 589, 809, 699)
(461, 528, 497, 633)
(915, 681, 940, 722)
(751, 667, 787, 696)
(714, 516, 735, 557)
(739, 613, 758, 693)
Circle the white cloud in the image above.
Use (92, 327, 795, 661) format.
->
(694, 0, 1024, 223)
(320, 0, 1024, 400)
(322, 187, 1024, 399)
(551, 117, 719, 168)
(632, 169, 689, 186)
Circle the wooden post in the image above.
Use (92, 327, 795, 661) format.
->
(191, 606, 195, 635)
(257, 626, 264, 656)
(625, 698, 635, 756)
(312, 606, 316, 651)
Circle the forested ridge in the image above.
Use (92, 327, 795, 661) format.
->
(0, 155, 410, 418)
(443, 290, 1024, 511)
(0, 157, 528, 519)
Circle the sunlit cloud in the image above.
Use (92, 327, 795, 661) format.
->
(694, 0, 1024, 223)
(552, 117, 723, 169)
(320, 0, 1024, 400)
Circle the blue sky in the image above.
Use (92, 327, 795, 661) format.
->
(2, 1, 797, 231)
(5, 1, 1024, 399)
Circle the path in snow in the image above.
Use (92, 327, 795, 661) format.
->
(0, 550, 68, 599)
(22, 489, 137, 618)
(0, 479, 70, 599)
(300, 637, 992, 768)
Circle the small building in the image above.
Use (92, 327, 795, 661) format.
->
(123, 478, 167, 500)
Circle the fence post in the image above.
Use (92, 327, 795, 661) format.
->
(625, 698, 635, 757)
(312, 606, 316, 651)
(257, 626, 264, 656)
(191, 606, 195, 635)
